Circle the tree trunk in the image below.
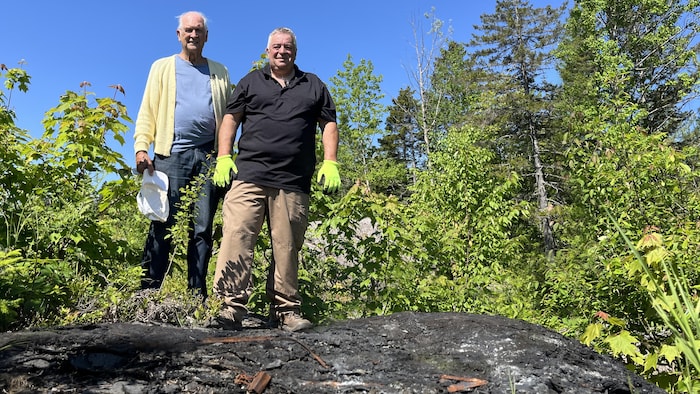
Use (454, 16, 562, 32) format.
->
(530, 124, 555, 255)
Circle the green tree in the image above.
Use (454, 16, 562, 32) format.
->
(408, 122, 534, 318)
(429, 41, 482, 135)
(329, 55, 385, 192)
(613, 0, 697, 135)
(554, 0, 700, 388)
(378, 87, 420, 197)
(468, 0, 568, 256)
(556, 0, 700, 251)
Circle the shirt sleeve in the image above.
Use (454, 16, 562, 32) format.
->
(318, 81, 337, 123)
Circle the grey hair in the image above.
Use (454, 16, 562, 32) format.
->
(177, 11, 208, 32)
(267, 27, 297, 49)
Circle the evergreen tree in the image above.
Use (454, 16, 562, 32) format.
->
(468, 0, 567, 255)
(611, 0, 697, 135)
(377, 87, 420, 197)
(429, 41, 482, 135)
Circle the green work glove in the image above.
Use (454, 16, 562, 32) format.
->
(213, 154, 237, 187)
(317, 160, 341, 193)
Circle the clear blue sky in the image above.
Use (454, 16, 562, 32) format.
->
(3, 0, 564, 163)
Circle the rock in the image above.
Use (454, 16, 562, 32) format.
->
(0, 312, 663, 393)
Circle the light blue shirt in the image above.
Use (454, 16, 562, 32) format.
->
(172, 56, 215, 152)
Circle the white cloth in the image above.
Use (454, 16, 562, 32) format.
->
(137, 170, 169, 222)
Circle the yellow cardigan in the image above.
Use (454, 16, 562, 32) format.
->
(133, 55, 231, 156)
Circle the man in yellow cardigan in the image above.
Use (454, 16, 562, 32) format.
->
(133, 11, 231, 296)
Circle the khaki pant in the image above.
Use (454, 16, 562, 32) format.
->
(213, 180, 309, 319)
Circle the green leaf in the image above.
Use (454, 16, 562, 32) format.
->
(604, 330, 641, 358)
(580, 323, 602, 345)
(658, 344, 681, 363)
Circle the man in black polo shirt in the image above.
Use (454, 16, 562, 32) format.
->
(212, 27, 341, 332)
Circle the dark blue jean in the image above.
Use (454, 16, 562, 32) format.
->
(140, 146, 220, 296)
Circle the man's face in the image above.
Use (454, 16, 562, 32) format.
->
(177, 15, 208, 53)
(266, 33, 296, 71)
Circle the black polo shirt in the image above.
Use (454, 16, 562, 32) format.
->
(227, 64, 337, 193)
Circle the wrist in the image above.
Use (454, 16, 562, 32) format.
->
(217, 154, 231, 161)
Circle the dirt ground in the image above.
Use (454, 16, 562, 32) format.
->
(0, 312, 664, 393)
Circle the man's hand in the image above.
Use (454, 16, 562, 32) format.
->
(136, 151, 154, 175)
(213, 154, 237, 187)
(317, 160, 341, 193)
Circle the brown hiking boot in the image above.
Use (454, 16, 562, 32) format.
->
(279, 312, 313, 332)
(207, 307, 244, 331)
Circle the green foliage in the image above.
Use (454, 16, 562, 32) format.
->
(558, 0, 700, 135)
(295, 123, 540, 323)
(0, 249, 74, 330)
(548, 88, 700, 341)
(412, 125, 530, 269)
(329, 55, 385, 193)
(0, 63, 30, 125)
(0, 66, 149, 328)
(301, 185, 424, 319)
(551, 0, 700, 353)
(3, 77, 138, 274)
(410, 124, 542, 319)
(581, 218, 700, 392)
(627, 225, 700, 392)
(468, 0, 567, 255)
(165, 169, 211, 283)
(430, 41, 480, 133)
(36, 86, 131, 178)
